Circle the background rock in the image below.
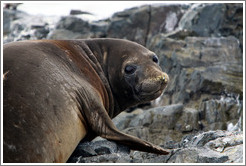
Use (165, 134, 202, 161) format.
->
(3, 2, 243, 163)
(107, 4, 187, 46)
(48, 16, 108, 39)
(3, 8, 59, 43)
(113, 104, 200, 144)
(148, 33, 243, 134)
(178, 3, 243, 50)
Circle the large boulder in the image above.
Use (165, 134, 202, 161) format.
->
(107, 4, 186, 46)
(178, 3, 243, 50)
(199, 96, 243, 131)
(55, 16, 91, 33)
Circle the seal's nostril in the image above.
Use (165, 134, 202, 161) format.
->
(156, 75, 165, 82)
(161, 73, 169, 84)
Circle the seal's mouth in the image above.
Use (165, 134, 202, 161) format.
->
(138, 83, 167, 97)
(135, 73, 169, 100)
(138, 88, 163, 100)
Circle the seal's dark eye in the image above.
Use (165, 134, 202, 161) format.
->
(125, 65, 137, 74)
(152, 55, 159, 63)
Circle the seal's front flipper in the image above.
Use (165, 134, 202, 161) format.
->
(101, 125, 170, 155)
(75, 88, 170, 155)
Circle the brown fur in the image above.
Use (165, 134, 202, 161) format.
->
(3, 39, 169, 163)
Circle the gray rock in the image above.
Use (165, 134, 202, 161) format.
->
(107, 5, 150, 46)
(129, 151, 172, 163)
(69, 10, 92, 16)
(107, 4, 187, 46)
(3, 9, 13, 35)
(69, 130, 242, 163)
(148, 35, 243, 111)
(3, 9, 27, 41)
(176, 107, 199, 132)
(49, 16, 108, 39)
(172, 130, 243, 163)
(179, 4, 226, 37)
(77, 153, 131, 163)
(113, 104, 199, 145)
(3, 10, 59, 43)
(93, 140, 118, 154)
(199, 96, 243, 131)
(67, 140, 130, 163)
(55, 16, 90, 33)
(168, 147, 229, 163)
(167, 130, 242, 163)
(178, 3, 243, 50)
(147, 4, 187, 43)
(70, 142, 97, 158)
(3, 8, 28, 35)
(180, 130, 227, 148)
(197, 150, 229, 163)
(112, 109, 142, 131)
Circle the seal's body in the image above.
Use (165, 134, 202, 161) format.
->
(3, 39, 169, 163)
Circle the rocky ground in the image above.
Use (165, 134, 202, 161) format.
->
(67, 130, 243, 163)
(3, 3, 244, 163)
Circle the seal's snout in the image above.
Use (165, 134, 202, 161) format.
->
(154, 72, 169, 85)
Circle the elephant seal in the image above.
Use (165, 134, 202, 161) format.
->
(3, 38, 169, 163)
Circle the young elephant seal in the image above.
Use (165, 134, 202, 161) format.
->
(3, 38, 169, 163)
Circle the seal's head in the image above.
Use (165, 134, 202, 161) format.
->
(121, 49, 169, 102)
(102, 39, 169, 112)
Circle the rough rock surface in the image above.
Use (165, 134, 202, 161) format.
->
(178, 3, 243, 50)
(67, 140, 131, 163)
(107, 4, 187, 46)
(113, 104, 199, 145)
(67, 130, 243, 163)
(148, 35, 243, 132)
(3, 2, 243, 163)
